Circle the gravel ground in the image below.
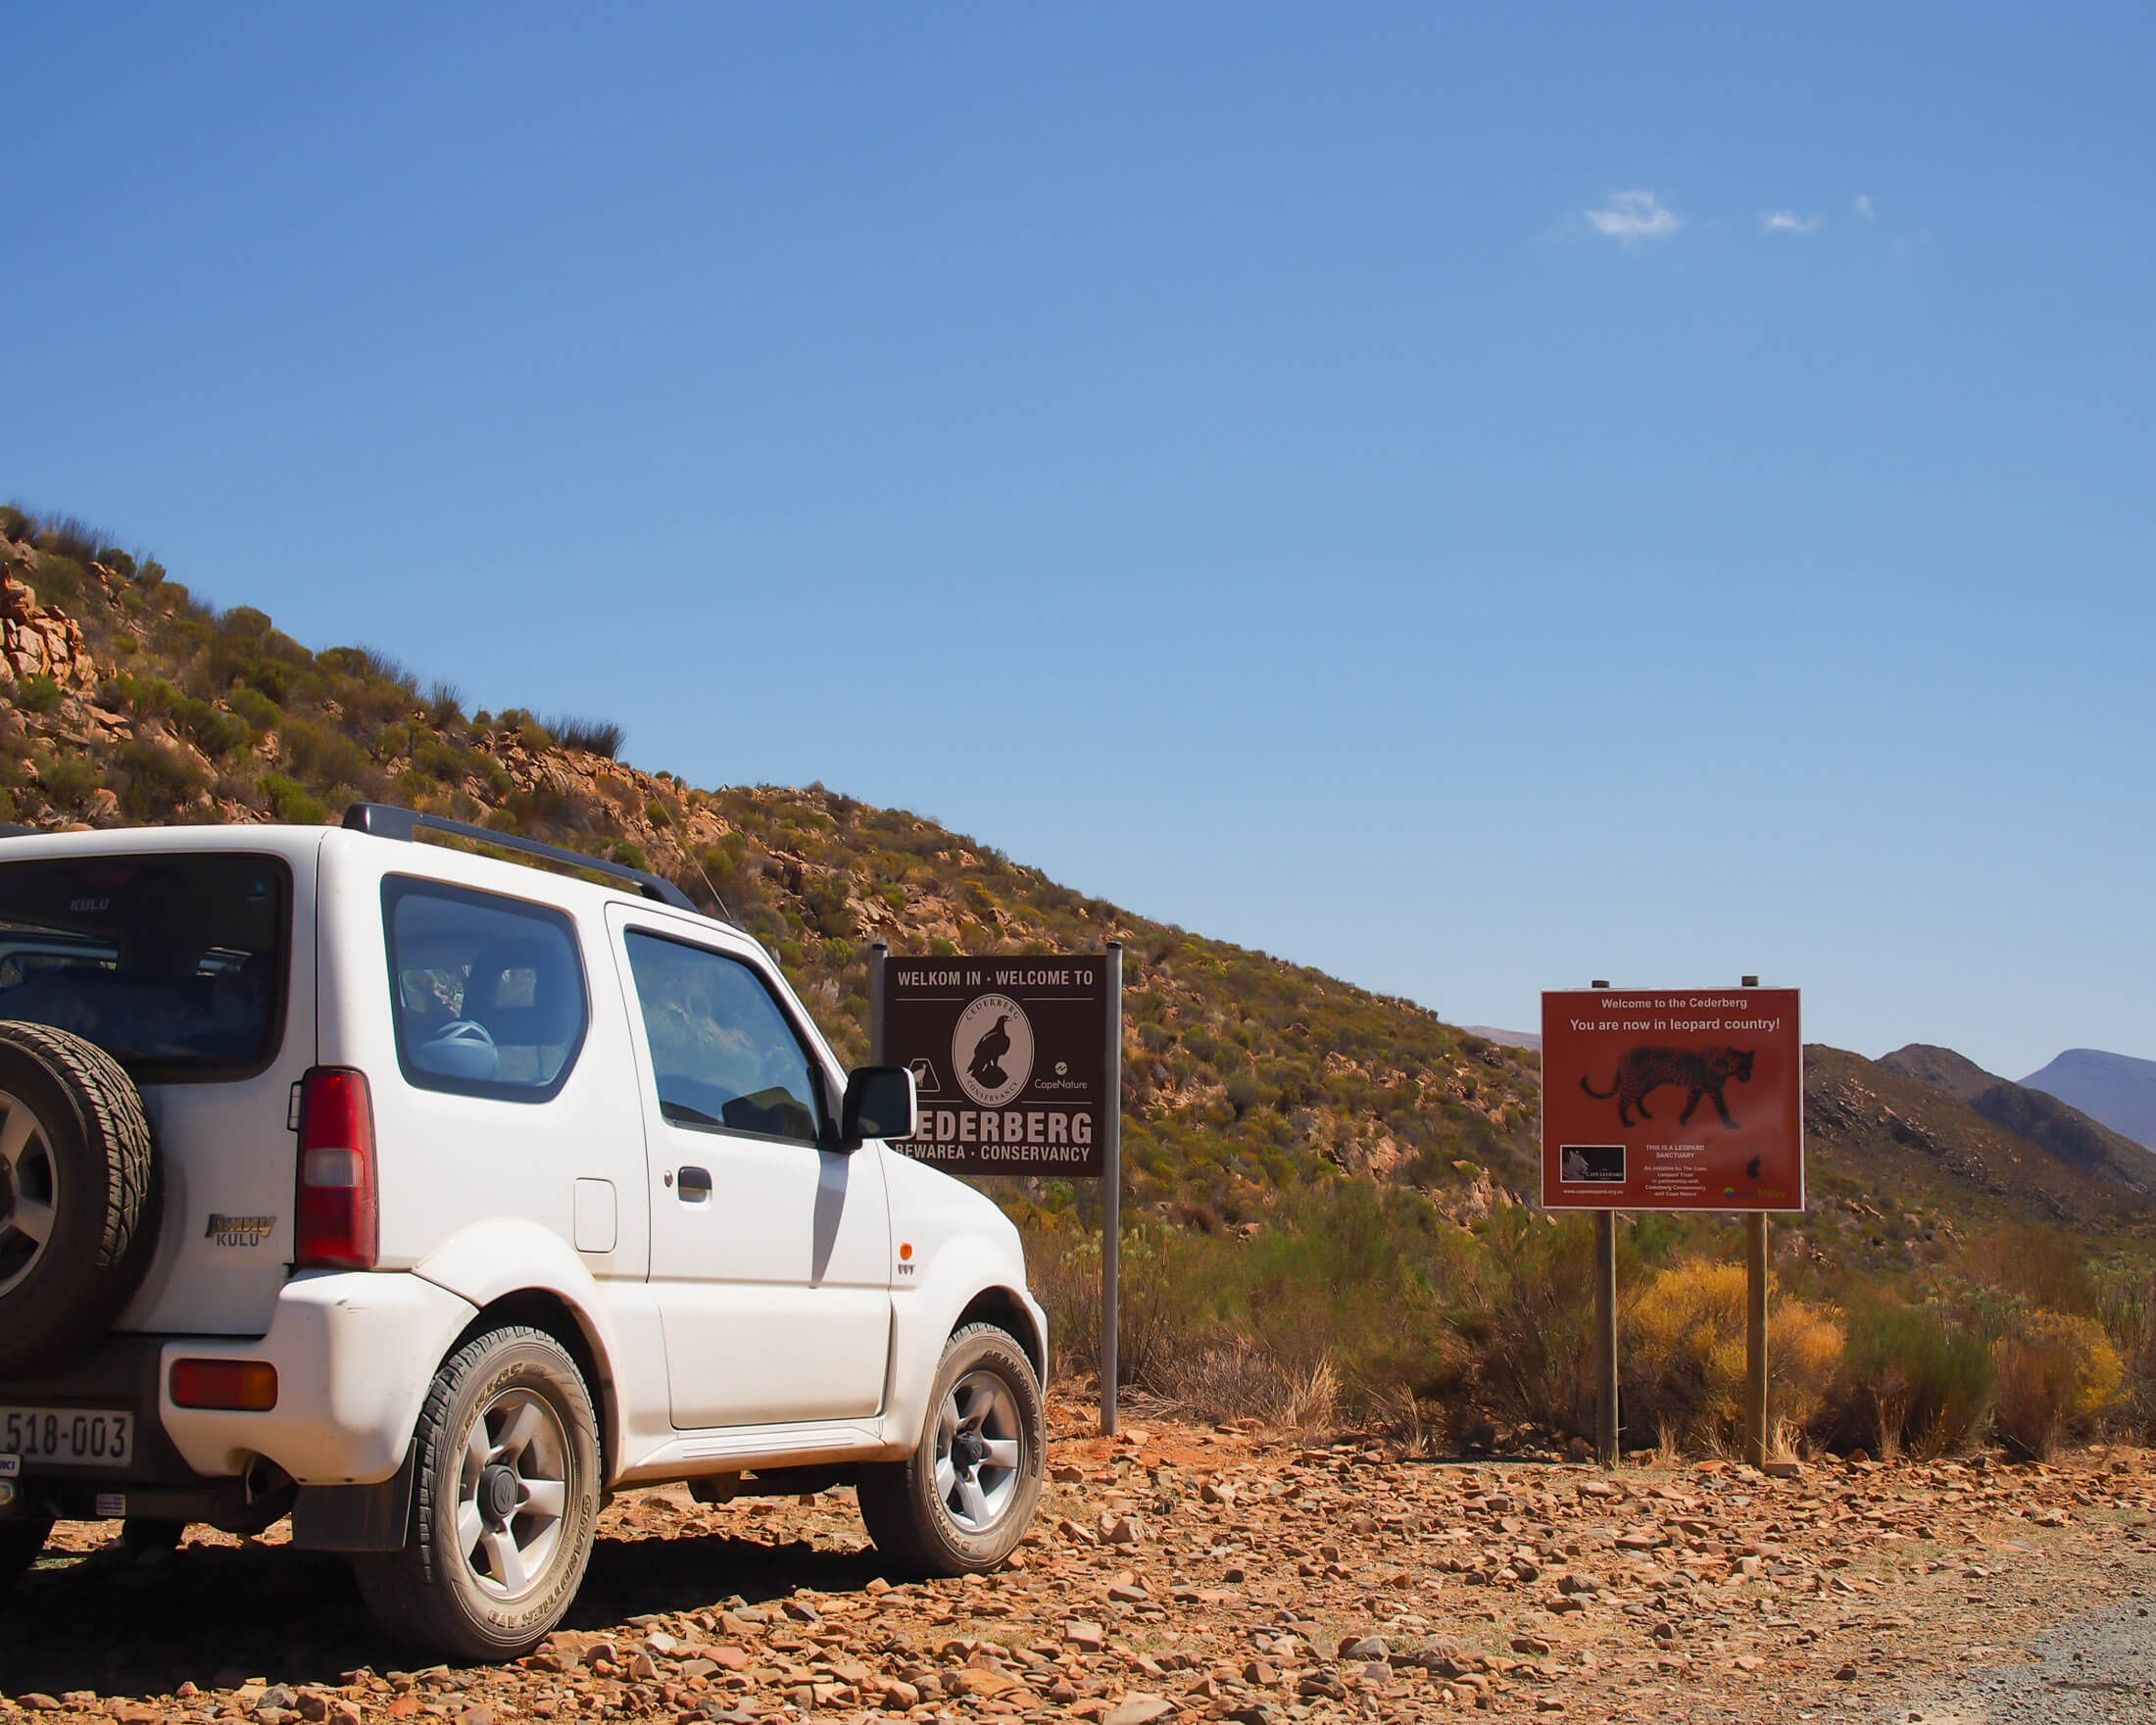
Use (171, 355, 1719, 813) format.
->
(6, 1403, 2156, 1723)
(1884, 1589, 2156, 1725)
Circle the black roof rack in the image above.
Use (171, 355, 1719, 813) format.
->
(341, 803, 708, 916)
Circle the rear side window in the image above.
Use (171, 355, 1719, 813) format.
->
(384, 877, 588, 1102)
(0, 854, 290, 1079)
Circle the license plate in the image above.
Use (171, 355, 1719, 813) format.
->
(0, 1406, 134, 1468)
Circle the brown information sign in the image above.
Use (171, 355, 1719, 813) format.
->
(879, 956, 1109, 1178)
(1541, 987, 1803, 1211)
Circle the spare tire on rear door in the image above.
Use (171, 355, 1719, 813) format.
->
(0, 1021, 160, 1377)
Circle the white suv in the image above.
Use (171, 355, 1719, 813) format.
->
(0, 806, 1048, 1658)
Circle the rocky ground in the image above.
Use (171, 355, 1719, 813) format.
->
(5, 1396, 2155, 1725)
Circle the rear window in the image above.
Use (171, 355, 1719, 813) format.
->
(0, 854, 291, 1079)
(384, 877, 588, 1102)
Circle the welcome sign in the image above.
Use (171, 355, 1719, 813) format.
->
(878, 957, 1111, 1177)
(1541, 986, 1804, 1212)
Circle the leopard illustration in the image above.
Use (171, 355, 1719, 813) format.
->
(1580, 1045, 1755, 1129)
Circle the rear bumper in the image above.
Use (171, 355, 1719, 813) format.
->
(0, 1271, 477, 1511)
(158, 1270, 478, 1485)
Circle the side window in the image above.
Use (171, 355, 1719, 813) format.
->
(383, 878, 589, 1102)
(622, 931, 824, 1146)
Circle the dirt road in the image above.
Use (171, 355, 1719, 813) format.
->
(5, 1398, 2154, 1723)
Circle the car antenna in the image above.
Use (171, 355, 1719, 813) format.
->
(684, 846, 736, 925)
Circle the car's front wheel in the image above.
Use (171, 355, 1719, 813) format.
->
(858, 1322, 1045, 1575)
(353, 1326, 601, 1660)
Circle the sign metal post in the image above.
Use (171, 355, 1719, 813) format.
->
(869, 942, 888, 1063)
(1101, 941, 1122, 1438)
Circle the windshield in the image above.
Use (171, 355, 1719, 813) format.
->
(0, 854, 291, 1077)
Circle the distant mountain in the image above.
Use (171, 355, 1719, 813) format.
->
(1464, 1025, 1541, 1052)
(1880, 1044, 2156, 1197)
(1812, 1046, 2156, 1236)
(2023, 1049, 2156, 1153)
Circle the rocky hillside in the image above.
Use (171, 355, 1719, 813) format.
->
(0, 512, 1545, 1228)
(1, 506, 2151, 1264)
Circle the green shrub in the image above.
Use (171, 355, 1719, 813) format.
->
(16, 674, 63, 714)
(1833, 1298, 1996, 1459)
(114, 738, 208, 818)
(0, 787, 15, 821)
(228, 687, 283, 735)
(262, 773, 330, 824)
(611, 840, 647, 868)
(0, 505, 27, 541)
(280, 717, 374, 792)
(31, 555, 85, 608)
(171, 696, 249, 759)
(38, 753, 98, 804)
(1440, 1209, 1604, 1443)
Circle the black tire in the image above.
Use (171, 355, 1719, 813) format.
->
(858, 1323, 1045, 1575)
(0, 1516, 53, 1594)
(0, 1021, 160, 1377)
(353, 1326, 601, 1662)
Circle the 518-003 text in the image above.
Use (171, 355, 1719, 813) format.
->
(2, 1406, 133, 1465)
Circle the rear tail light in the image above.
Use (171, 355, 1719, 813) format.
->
(295, 1066, 377, 1270)
(171, 1359, 279, 1411)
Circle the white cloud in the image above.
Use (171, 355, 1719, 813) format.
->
(1854, 194, 1875, 220)
(1759, 210, 1820, 235)
(1584, 190, 1683, 244)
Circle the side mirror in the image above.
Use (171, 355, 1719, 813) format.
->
(839, 1065, 918, 1151)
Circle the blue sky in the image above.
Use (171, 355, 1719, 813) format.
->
(6, 4, 2150, 1078)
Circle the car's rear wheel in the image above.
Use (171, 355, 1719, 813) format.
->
(353, 1326, 601, 1661)
(0, 1022, 160, 1377)
(858, 1323, 1044, 1575)
(0, 1515, 53, 1594)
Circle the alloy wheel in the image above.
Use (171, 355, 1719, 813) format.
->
(0, 1090, 59, 1301)
(933, 1368, 1025, 1534)
(453, 1387, 572, 1602)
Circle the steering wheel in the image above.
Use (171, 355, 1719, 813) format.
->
(416, 1017, 499, 1080)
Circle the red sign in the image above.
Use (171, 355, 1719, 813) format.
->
(1541, 987, 1803, 1211)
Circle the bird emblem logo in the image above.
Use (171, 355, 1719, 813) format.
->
(952, 993, 1035, 1109)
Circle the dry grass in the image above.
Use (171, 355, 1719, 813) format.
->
(1994, 1311, 2124, 1460)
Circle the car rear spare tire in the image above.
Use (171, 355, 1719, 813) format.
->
(0, 1021, 160, 1377)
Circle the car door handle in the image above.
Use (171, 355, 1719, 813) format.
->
(676, 1166, 711, 1202)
